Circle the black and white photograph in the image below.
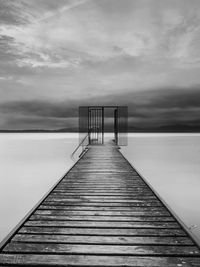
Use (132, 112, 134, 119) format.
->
(0, 0, 200, 265)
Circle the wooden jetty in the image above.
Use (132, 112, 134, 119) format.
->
(0, 142, 200, 266)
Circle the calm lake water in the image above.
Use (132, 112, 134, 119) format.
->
(0, 133, 200, 244)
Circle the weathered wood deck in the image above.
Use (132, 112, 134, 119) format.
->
(0, 142, 200, 266)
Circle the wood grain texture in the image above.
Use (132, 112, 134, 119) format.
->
(19, 227, 187, 236)
(13, 234, 193, 245)
(1, 254, 200, 267)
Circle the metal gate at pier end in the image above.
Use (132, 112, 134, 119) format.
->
(79, 106, 128, 146)
(89, 107, 104, 145)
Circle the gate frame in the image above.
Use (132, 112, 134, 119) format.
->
(79, 106, 128, 146)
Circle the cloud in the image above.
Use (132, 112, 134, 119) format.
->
(0, 0, 91, 69)
(1, 0, 200, 70)
(0, 0, 31, 25)
(0, 100, 78, 118)
(0, 76, 12, 81)
(1, 86, 200, 130)
(1, 1, 200, 130)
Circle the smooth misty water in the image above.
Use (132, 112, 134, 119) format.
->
(0, 133, 200, 244)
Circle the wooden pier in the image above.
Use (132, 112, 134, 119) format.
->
(0, 142, 200, 266)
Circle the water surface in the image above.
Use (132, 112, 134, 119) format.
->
(0, 133, 77, 243)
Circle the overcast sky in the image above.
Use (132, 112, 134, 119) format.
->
(1, 0, 200, 130)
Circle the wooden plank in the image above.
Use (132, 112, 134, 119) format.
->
(60, 182, 144, 185)
(50, 195, 156, 199)
(61, 181, 143, 184)
(45, 197, 158, 202)
(38, 205, 167, 211)
(30, 215, 175, 222)
(58, 183, 147, 186)
(57, 187, 149, 191)
(51, 192, 154, 197)
(69, 171, 137, 173)
(25, 220, 180, 228)
(35, 209, 171, 216)
(51, 193, 153, 197)
(57, 184, 148, 187)
(4, 243, 200, 256)
(53, 188, 148, 191)
(56, 185, 148, 188)
(62, 181, 143, 183)
(46, 197, 157, 202)
(55, 186, 148, 188)
(42, 201, 163, 207)
(1, 254, 200, 266)
(61, 175, 141, 178)
(60, 183, 142, 185)
(13, 234, 193, 245)
(65, 175, 140, 179)
(56, 188, 149, 191)
(19, 227, 187, 237)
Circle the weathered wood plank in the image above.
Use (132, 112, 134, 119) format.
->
(30, 214, 175, 222)
(4, 243, 200, 256)
(57, 188, 149, 191)
(35, 209, 170, 216)
(1, 254, 200, 266)
(38, 205, 165, 211)
(57, 185, 148, 188)
(60, 175, 141, 178)
(42, 201, 163, 207)
(45, 197, 158, 202)
(53, 189, 150, 193)
(25, 220, 180, 228)
(38, 205, 166, 212)
(50, 196, 157, 200)
(70, 170, 135, 173)
(51, 192, 154, 197)
(19, 227, 187, 237)
(13, 234, 193, 245)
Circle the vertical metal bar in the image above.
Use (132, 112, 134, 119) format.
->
(92, 109, 93, 143)
(91, 109, 93, 143)
(97, 109, 99, 143)
(93, 109, 95, 143)
(102, 107, 104, 144)
(117, 107, 119, 145)
(96, 109, 98, 143)
(91, 108, 92, 144)
(115, 108, 118, 145)
(95, 109, 97, 143)
(94, 109, 95, 143)
(99, 109, 101, 144)
(88, 107, 90, 144)
(96, 109, 99, 143)
(101, 108, 103, 144)
(94, 109, 96, 143)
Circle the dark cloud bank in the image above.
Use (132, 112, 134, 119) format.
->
(1, 86, 200, 132)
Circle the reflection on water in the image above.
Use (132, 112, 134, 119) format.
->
(0, 133, 200, 244)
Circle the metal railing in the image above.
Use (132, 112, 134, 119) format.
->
(71, 133, 89, 161)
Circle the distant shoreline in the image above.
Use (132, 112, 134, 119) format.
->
(1, 129, 200, 133)
(1, 125, 200, 133)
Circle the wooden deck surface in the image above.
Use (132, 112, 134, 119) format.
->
(0, 142, 200, 266)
